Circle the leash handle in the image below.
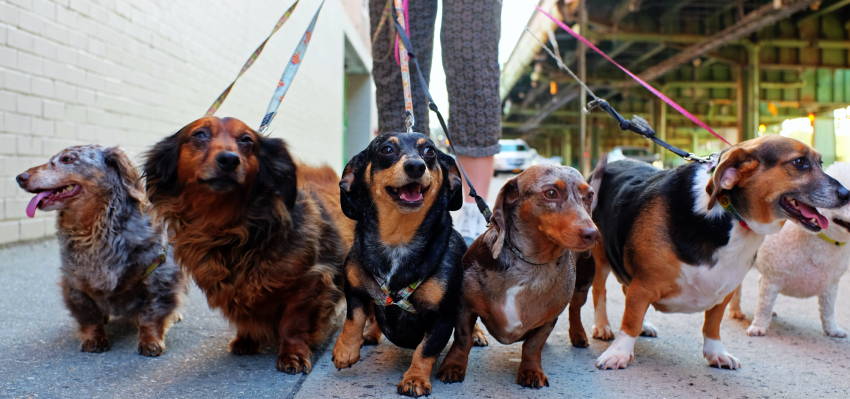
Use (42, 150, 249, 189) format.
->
(206, 0, 301, 116)
(392, 0, 415, 132)
(391, 15, 493, 223)
(258, 1, 325, 134)
(536, 7, 732, 147)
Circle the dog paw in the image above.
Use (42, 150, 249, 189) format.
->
(728, 309, 746, 320)
(703, 339, 741, 370)
(138, 341, 164, 357)
(171, 312, 184, 323)
(704, 351, 741, 370)
(276, 353, 312, 374)
(746, 324, 767, 337)
(229, 336, 259, 355)
(397, 374, 432, 397)
(592, 324, 615, 341)
(80, 337, 111, 353)
(595, 347, 633, 369)
(437, 363, 466, 383)
(824, 326, 848, 338)
(472, 326, 489, 347)
(640, 321, 658, 338)
(331, 341, 361, 369)
(516, 368, 549, 388)
(569, 327, 589, 348)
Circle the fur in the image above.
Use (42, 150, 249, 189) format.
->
(16, 145, 185, 356)
(731, 162, 850, 338)
(143, 116, 352, 374)
(436, 165, 598, 388)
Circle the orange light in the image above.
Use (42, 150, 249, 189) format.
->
(808, 112, 815, 126)
(549, 81, 558, 95)
(758, 124, 767, 133)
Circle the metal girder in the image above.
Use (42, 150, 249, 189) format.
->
(635, 0, 818, 84)
(800, 0, 850, 22)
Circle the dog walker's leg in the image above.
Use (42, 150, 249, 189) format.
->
(595, 284, 654, 369)
(819, 282, 847, 338)
(703, 292, 741, 369)
(437, 307, 478, 383)
(517, 319, 557, 388)
(63, 284, 110, 353)
(747, 276, 781, 337)
(591, 245, 615, 341)
(332, 293, 369, 370)
(727, 285, 746, 320)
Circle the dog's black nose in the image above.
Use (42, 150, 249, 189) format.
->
(15, 172, 30, 188)
(403, 160, 426, 179)
(580, 227, 599, 244)
(838, 185, 850, 204)
(216, 152, 240, 172)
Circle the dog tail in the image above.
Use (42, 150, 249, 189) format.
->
(588, 155, 607, 212)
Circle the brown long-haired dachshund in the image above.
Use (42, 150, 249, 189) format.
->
(143, 116, 354, 374)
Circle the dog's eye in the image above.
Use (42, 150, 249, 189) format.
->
(237, 134, 254, 146)
(380, 145, 394, 155)
(544, 189, 558, 199)
(60, 155, 75, 164)
(421, 146, 435, 158)
(792, 157, 811, 171)
(192, 129, 210, 140)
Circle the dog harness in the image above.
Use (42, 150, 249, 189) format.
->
(376, 280, 423, 314)
(143, 248, 167, 279)
(817, 232, 846, 247)
(718, 195, 752, 232)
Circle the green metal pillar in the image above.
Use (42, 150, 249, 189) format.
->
(747, 44, 761, 140)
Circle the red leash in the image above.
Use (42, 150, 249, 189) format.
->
(536, 7, 733, 146)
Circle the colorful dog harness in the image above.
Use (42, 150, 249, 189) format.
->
(376, 280, 423, 314)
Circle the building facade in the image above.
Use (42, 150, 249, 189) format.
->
(0, 0, 376, 244)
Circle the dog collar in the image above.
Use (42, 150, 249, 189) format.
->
(817, 232, 846, 247)
(718, 195, 751, 231)
(508, 242, 549, 266)
(143, 248, 167, 278)
(376, 280, 422, 314)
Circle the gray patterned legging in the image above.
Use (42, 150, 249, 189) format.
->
(369, 0, 502, 157)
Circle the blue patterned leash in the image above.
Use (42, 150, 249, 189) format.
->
(258, 0, 325, 134)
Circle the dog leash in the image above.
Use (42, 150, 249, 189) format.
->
(392, 0, 415, 132)
(205, 0, 301, 116)
(390, 9, 493, 222)
(258, 0, 325, 134)
(536, 8, 733, 147)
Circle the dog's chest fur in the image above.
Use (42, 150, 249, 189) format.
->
(465, 242, 575, 344)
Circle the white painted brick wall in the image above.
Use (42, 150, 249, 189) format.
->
(0, 0, 374, 244)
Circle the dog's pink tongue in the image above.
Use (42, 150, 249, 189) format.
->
(799, 203, 829, 229)
(25, 191, 51, 218)
(399, 188, 423, 202)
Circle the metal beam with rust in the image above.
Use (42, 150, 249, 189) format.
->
(634, 0, 818, 83)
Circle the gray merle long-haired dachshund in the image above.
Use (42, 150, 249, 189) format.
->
(17, 145, 185, 356)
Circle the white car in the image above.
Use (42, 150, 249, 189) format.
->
(607, 146, 658, 164)
(494, 139, 536, 175)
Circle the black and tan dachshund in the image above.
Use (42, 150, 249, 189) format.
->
(331, 132, 465, 397)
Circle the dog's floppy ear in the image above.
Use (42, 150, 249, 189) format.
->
(143, 132, 181, 203)
(104, 146, 146, 206)
(482, 177, 518, 259)
(257, 136, 298, 210)
(706, 146, 759, 209)
(340, 149, 369, 220)
(438, 153, 463, 211)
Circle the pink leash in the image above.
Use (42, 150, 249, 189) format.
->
(536, 7, 733, 146)
(393, 0, 410, 65)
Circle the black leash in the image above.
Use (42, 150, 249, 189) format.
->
(391, 15, 493, 222)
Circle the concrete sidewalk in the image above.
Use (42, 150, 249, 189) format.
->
(2, 238, 849, 399)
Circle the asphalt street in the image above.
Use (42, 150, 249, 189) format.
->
(2, 175, 849, 398)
